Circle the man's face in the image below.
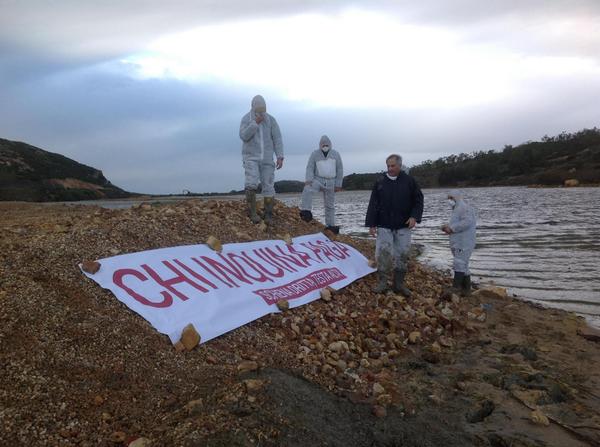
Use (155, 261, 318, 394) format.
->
(386, 159, 401, 177)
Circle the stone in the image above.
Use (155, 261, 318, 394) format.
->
(81, 260, 101, 274)
(128, 438, 152, 447)
(372, 405, 387, 418)
(110, 431, 127, 443)
(577, 326, 600, 342)
(376, 393, 393, 406)
(472, 287, 508, 300)
(372, 382, 385, 396)
(321, 288, 332, 302)
(282, 234, 293, 245)
(237, 360, 259, 373)
(466, 400, 495, 423)
(174, 342, 185, 352)
(184, 399, 204, 416)
(431, 342, 442, 353)
(530, 409, 550, 426)
(180, 324, 201, 351)
(276, 300, 290, 312)
(368, 259, 377, 268)
(408, 331, 421, 344)
(93, 395, 104, 406)
(564, 178, 579, 187)
(438, 336, 454, 348)
(206, 235, 222, 252)
(243, 379, 265, 394)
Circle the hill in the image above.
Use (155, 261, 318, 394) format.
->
(410, 127, 600, 188)
(0, 138, 132, 201)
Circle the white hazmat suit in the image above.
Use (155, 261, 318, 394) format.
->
(300, 135, 343, 228)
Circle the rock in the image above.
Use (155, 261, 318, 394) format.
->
(431, 342, 442, 353)
(328, 341, 348, 353)
(408, 331, 421, 344)
(259, 221, 268, 232)
(237, 360, 259, 373)
(282, 234, 293, 245)
(93, 395, 104, 406)
(577, 326, 600, 342)
(243, 379, 265, 394)
(372, 405, 387, 418)
(564, 178, 579, 187)
(472, 287, 508, 300)
(128, 438, 152, 447)
(184, 399, 204, 416)
(368, 259, 377, 268)
(81, 260, 101, 274)
(276, 300, 290, 312)
(320, 288, 332, 302)
(110, 431, 127, 443)
(174, 341, 185, 352)
(530, 409, 550, 426)
(438, 336, 454, 348)
(206, 235, 222, 252)
(467, 400, 495, 423)
(376, 393, 392, 406)
(180, 324, 201, 351)
(372, 382, 385, 396)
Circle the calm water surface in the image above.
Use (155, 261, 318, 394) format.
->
(79, 187, 600, 326)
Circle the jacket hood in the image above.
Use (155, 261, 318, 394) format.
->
(251, 95, 267, 113)
(319, 135, 332, 149)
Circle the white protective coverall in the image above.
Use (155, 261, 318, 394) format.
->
(448, 191, 477, 274)
(239, 95, 284, 197)
(300, 135, 344, 226)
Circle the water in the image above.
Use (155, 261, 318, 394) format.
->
(279, 187, 600, 326)
(80, 187, 600, 326)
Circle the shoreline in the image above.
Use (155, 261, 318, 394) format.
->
(1, 199, 600, 445)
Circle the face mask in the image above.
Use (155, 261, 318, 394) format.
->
(448, 199, 456, 207)
(254, 112, 265, 119)
(321, 145, 330, 152)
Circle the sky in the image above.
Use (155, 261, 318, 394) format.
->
(1, 0, 599, 194)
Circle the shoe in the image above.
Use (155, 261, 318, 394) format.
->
(392, 268, 412, 297)
(373, 270, 389, 293)
(299, 210, 313, 222)
(325, 225, 340, 235)
(264, 197, 274, 225)
(462, 275, 471, 296)
(245, 189, 260, 224)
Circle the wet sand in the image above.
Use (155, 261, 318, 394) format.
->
(1, 200, 599, 446)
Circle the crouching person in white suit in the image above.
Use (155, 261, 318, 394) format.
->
(299, 135, 344, 233)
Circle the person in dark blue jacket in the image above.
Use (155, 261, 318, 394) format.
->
(365, 154, 424, 296)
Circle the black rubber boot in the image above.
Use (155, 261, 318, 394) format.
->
(264, 197, 274, 225)
(451, 271, 465, 294)
(245, 189, 260, 224)
(299, 210, 313, 222)
(325, 225, 340, 235)
(392, 268, 412, 298)
(462, 275, 472, 296)
(373, 270, 389, 293)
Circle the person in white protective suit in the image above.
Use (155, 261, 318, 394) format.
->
(239, 95, 284, 224)
(441, 191, 477, 295)
(299, 135, 344, 233)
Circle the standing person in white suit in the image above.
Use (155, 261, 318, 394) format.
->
(239, 95, 284, 225)
(441, 191, 477, 295)
(299, 135, 344, 234)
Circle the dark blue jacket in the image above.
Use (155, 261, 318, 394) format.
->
(365, 173, 424, 229)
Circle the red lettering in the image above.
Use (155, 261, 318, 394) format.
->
(141, 261, 206, 301)
(113, 268, 173, 308)
(199, 255, 251, 287)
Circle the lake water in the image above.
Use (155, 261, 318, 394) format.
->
(80, 186, 600, 327)
(279, 187, 600, 327)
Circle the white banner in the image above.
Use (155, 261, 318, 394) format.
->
(81, 233, 375, 344)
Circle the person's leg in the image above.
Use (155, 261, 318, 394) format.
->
(392, 228, 412, 297)
(260, 163, 276, 224)
(243, 160, 261, 223)
(323, 181, 336, 227)
(300, 180, 320, 222)
(374, 228, 393, 293)
(451, 247, 468, 293)
(459, 248, 473, 296)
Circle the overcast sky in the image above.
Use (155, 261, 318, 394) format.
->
(1, 1, 599, 194)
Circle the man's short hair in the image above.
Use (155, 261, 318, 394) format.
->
(386, 154, 402, 165)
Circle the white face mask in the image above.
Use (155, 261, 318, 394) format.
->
(321, 145, 330, 152)
(448, 199, 456, 207)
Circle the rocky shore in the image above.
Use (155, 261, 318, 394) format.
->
(1, 199, 599, 446)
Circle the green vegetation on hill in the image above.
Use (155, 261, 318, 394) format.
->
(0, 138, 132, 201)
(410, 128, 600, 188)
